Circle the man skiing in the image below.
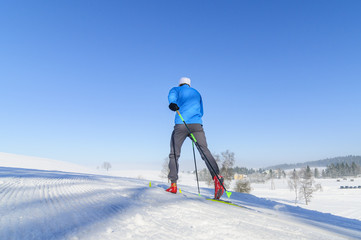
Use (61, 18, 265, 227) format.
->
(166, 77, 224, 199)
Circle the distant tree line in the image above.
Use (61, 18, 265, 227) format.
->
(163, 151, 361, 200)
(266, 155, 361, 170)
(322, 162, 361, 178)
(233, 166, 265, 175)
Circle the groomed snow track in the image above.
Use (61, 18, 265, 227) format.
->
(1, 166, 361, 240)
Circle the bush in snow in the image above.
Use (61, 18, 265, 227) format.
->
(234, 179, 251, 193)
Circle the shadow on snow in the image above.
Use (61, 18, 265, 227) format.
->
(196, 186, 361, 239)
(0, 166, 189, 240)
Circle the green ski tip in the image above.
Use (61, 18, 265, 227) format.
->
(226, 191, 232, 198)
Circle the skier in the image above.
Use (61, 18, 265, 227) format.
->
(166, 77, 224, 199)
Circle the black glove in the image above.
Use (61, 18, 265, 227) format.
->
(169, 103, 179, 111)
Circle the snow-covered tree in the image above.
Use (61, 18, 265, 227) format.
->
(288, 169, 300, 204)
(323, 161, 361, 178)
(351, 162, 360, 177)
(198, 168, 213, 186)
(220, 150, 235, 188)
(160, 158, 170, 182)
(268, 169, 276, 190)
(198, 150, 235, 187)
(314, 168, 320, 178)
(299, 166, 314, 205)
(102, 162, 112, 171)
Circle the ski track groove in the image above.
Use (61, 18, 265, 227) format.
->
(0, 179, 16, 239)
(0, 180, 14, 199)
(1, 172, 360, 240)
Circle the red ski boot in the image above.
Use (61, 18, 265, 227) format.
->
(213, 175, 224, 199)
(165, 183, 177, 194)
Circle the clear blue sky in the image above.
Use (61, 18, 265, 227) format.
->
(1, 1, 360, 171)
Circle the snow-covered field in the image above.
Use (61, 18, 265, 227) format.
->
(1, 152, 361, 240)
(251, 177, 361, 222)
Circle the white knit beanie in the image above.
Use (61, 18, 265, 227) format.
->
(179, 77, 191, 86)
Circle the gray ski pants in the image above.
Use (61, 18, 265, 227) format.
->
(168, 124, 220, 183)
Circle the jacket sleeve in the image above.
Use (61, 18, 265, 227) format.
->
(168, 87, 178, 104)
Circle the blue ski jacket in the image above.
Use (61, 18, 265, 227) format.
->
(168, 84, 203, 125)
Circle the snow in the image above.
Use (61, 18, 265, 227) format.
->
(251, 178, 361, 221)
(0, 152, 96, 174)
(1, 152, 361, 240)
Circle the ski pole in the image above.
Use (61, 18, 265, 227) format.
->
(176, 110, 232, 198)
(192, 141, 201, 196)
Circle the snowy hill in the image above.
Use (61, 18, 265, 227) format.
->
(1, 153, 361, 239)
(0, 152, 95, 174)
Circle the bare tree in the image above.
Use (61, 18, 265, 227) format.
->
(160, 158, 170, 182)
(220, 150, 235, 188)
(268, 169, 276, 190)
(299, 166, 314, 205)
(288, 169, 300, 204)
(198, 168, 213, 186)
(198, 150, 235, 187)
(102, 162, 112, 171)
(299, 180, 314, 205)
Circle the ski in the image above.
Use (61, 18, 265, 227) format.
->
(206, 198, 246, 209)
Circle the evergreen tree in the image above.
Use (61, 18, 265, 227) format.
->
(323, 161, 361, 178)
(304, 165, 313, 179)
(268, 169, 275, 190)
(340, 163, 344, 176)
(345, 163, 351, 176)
(321, 169, 326, 178)
(351, 162, 359, 176)
(314, 168, 320, 179)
